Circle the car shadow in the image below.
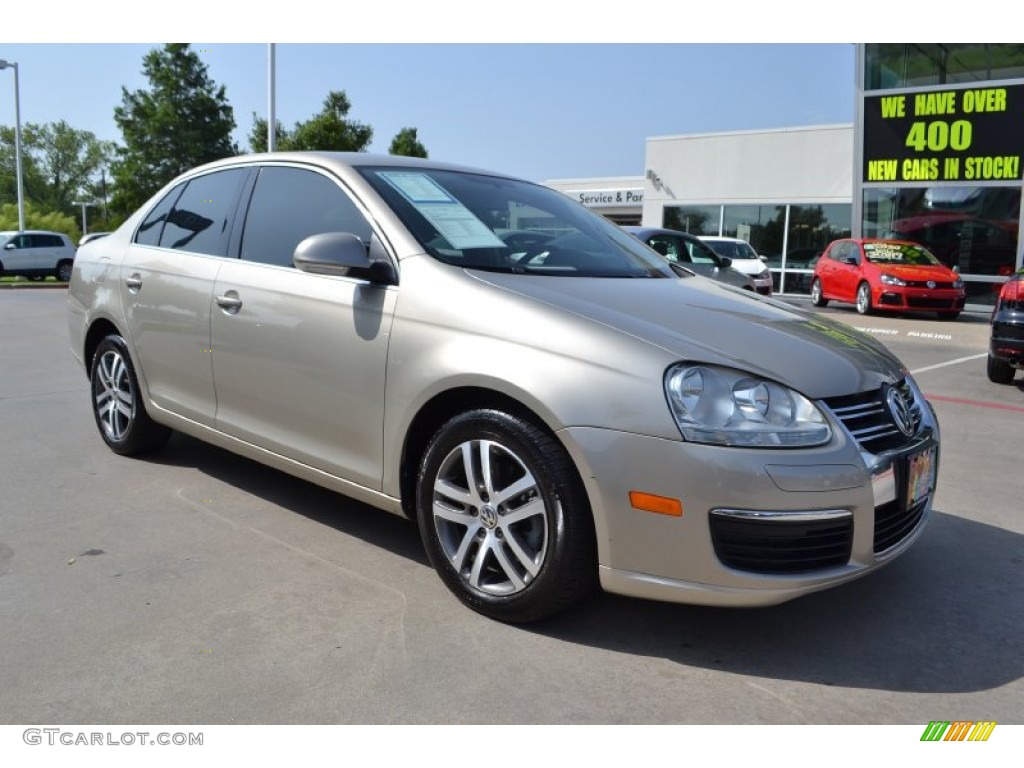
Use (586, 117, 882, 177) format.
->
(536, 508, 1022, 695)
(150, 434, 1020, 696)
(149, 433, 429, 567)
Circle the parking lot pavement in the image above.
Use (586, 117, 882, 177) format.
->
(0, 289, 1021, 725)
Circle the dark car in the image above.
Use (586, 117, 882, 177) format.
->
(623, 226, 756, 291)
(988, 268, 1024, 384)
(811, 238, 965, 319)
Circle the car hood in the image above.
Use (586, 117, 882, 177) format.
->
(470, 271, 905, 400)
(726, 257, 768, 276)
(874, 264, 959, 282)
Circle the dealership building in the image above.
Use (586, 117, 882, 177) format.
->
(546, 44, 1024, 308)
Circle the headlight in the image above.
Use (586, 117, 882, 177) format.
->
(664, 364, 831, 448)
(757, 268, 771, 280)
(953, 278, 964, 289)
(879, 273, 906, 286)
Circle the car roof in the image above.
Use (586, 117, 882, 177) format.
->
(621, 225, 700, 241)
(188, 151, 526, 183)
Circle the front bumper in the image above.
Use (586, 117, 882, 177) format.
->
(559, 400, 937, 607)
(876, 286, 965, 312)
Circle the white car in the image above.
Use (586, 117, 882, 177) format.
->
(699, 236, 773, 295)
(0, 230, 77, 281)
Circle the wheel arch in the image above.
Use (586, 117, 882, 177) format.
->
(397, 386, 594, 531)
(83, 317, 123, 379)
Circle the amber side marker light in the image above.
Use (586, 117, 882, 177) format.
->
(629, 491, 683, 517)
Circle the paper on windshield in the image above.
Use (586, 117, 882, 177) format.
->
(377, 171, 506, 249)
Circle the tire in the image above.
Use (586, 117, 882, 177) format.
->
(90, 335, 172, 456)
(937, 312, 960, 321)
(987, 353, 1015, 385)
(810, 278, 828, 307)
(416, 409, 597, 623)
(28, 275, 45, 282)
(855, 282, 873, 315)
(56, 260, 73, 282)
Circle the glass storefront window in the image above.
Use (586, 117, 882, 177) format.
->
(865, 44, 1024, 91)
(722, 205, 785, 260)
(662, 205, 720, 235)
(777, 204, 853, 294)
(863, 186, 1020, 306)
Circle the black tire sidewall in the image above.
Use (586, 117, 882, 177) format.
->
(415, 409, 595, 622)
(89, 335, 169, 455)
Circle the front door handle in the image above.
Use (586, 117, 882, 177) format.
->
(125, 274, 142, 292)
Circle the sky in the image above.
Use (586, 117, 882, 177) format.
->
(0, 4, 1009, 183)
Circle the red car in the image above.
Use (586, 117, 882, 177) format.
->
(810, 239, 965, 320)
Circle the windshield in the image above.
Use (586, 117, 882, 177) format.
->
(359, 167, 673, 278)
(706, 239, 758, 260)
(864, 241, 942, 266)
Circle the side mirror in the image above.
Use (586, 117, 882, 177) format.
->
(4, 242, 15, 250)
(293, 232, 397, 284)
(841, 255, 858, 266)
(758, 254, 767, 262)
(719, 256, 733, 269)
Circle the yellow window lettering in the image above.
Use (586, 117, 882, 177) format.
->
(867, 159, 898, 181)
(902, 157, 939, 181)
(962, 88, 1007, 113)
(965, 156, 1021, 180)
(914, 91, 956, 116)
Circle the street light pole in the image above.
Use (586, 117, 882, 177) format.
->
(0, 59, 25, 232)
(73, 201, 95, 236)
(268, 43, 276, 152)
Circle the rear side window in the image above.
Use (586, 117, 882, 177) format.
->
(240, 166, 372, 267)
(135, 185, 184, 247)
(157, 169, 248, 256)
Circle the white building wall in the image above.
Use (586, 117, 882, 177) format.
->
(642, 125, 854, 225)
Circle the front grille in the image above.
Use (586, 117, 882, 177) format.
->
(823, 379, 922, 454)
(710, 513, 852, 574)
(905, 280, 955, 289)
(874, 498, 927, 554)
(907, 297, 957, 309)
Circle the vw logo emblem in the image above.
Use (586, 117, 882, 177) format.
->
(926, 280, 936, 289)
(886, 386, 915, 437)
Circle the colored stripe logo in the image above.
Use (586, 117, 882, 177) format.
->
(920, 721, 997, 741)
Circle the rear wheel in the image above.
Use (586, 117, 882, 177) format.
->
(987, 353, 1015, 385)
(855, 282, 873, 315)
(416, 409, 597, 623)
(810, 278, 828, 307)
(56, 260, 74, 282)
(90, 335, 172, 455)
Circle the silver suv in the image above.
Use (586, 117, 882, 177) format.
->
(0, 230, 77, 281)
(67, 153, 939, 623)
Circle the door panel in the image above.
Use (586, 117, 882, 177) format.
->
(211, 262, 395, 489)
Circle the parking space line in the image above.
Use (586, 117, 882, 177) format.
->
(911, 354, 987, 374)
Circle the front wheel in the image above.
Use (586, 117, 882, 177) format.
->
(987, 353, 1015, 385)
(416, 409, 597, 623)
(90, 335, 172, 455)
(855, 282, 873, 315)
(810, 278, 828, 307)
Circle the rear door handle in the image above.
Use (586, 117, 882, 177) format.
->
(216, 292, 243, 313)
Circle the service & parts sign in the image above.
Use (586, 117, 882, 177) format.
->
(863, 83, 1024, 183)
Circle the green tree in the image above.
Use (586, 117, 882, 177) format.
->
(0, 200, 79, 240)
(112, 43, 236, 215)
(247, 116, 291, 154)
(247, 90, 372, 153)
(33, 121, 112, 215)
(389, 127, 428, 158)
(0, 124, 48, 209)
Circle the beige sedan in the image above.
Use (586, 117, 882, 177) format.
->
(68, 153, 939, 622)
